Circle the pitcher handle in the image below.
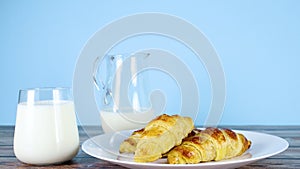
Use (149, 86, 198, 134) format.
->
(93, 56, 104, 91)
(93, 56, 112, 105)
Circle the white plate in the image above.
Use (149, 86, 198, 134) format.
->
(82, 129, 289, 169)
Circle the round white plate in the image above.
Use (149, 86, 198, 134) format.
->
(82, 129, 289, 169)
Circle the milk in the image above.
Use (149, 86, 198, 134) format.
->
(14, 100, 79, 165)
(100, 108, 155, 133)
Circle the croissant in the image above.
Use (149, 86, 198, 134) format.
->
(119, 114, 194, 163)
(119, 128, 145, 153)
(167, 127, 251, 164)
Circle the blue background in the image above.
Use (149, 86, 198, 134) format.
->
(1, 0, 300, 125)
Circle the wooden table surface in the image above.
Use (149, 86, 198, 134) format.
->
(0, 125, 299, 169)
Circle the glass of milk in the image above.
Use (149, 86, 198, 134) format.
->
(14, 87, 79, 165)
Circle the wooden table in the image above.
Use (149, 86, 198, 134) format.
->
(0, 126, 299, 168)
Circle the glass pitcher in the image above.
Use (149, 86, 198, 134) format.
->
(93, 52, 155, 133)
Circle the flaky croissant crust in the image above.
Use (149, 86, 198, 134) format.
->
(119, 114, 194, 163)
(167, 127, 251, 164)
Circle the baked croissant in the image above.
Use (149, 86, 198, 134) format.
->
(167, 127, 251, 164)
(119, 114, 194, 163)
(119, 128, 144, 153)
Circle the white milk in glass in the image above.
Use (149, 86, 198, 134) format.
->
(14, 100, 79, 165)
(100, 108, 155, 133)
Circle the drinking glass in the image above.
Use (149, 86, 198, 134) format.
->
(14, 87, 79, 165)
